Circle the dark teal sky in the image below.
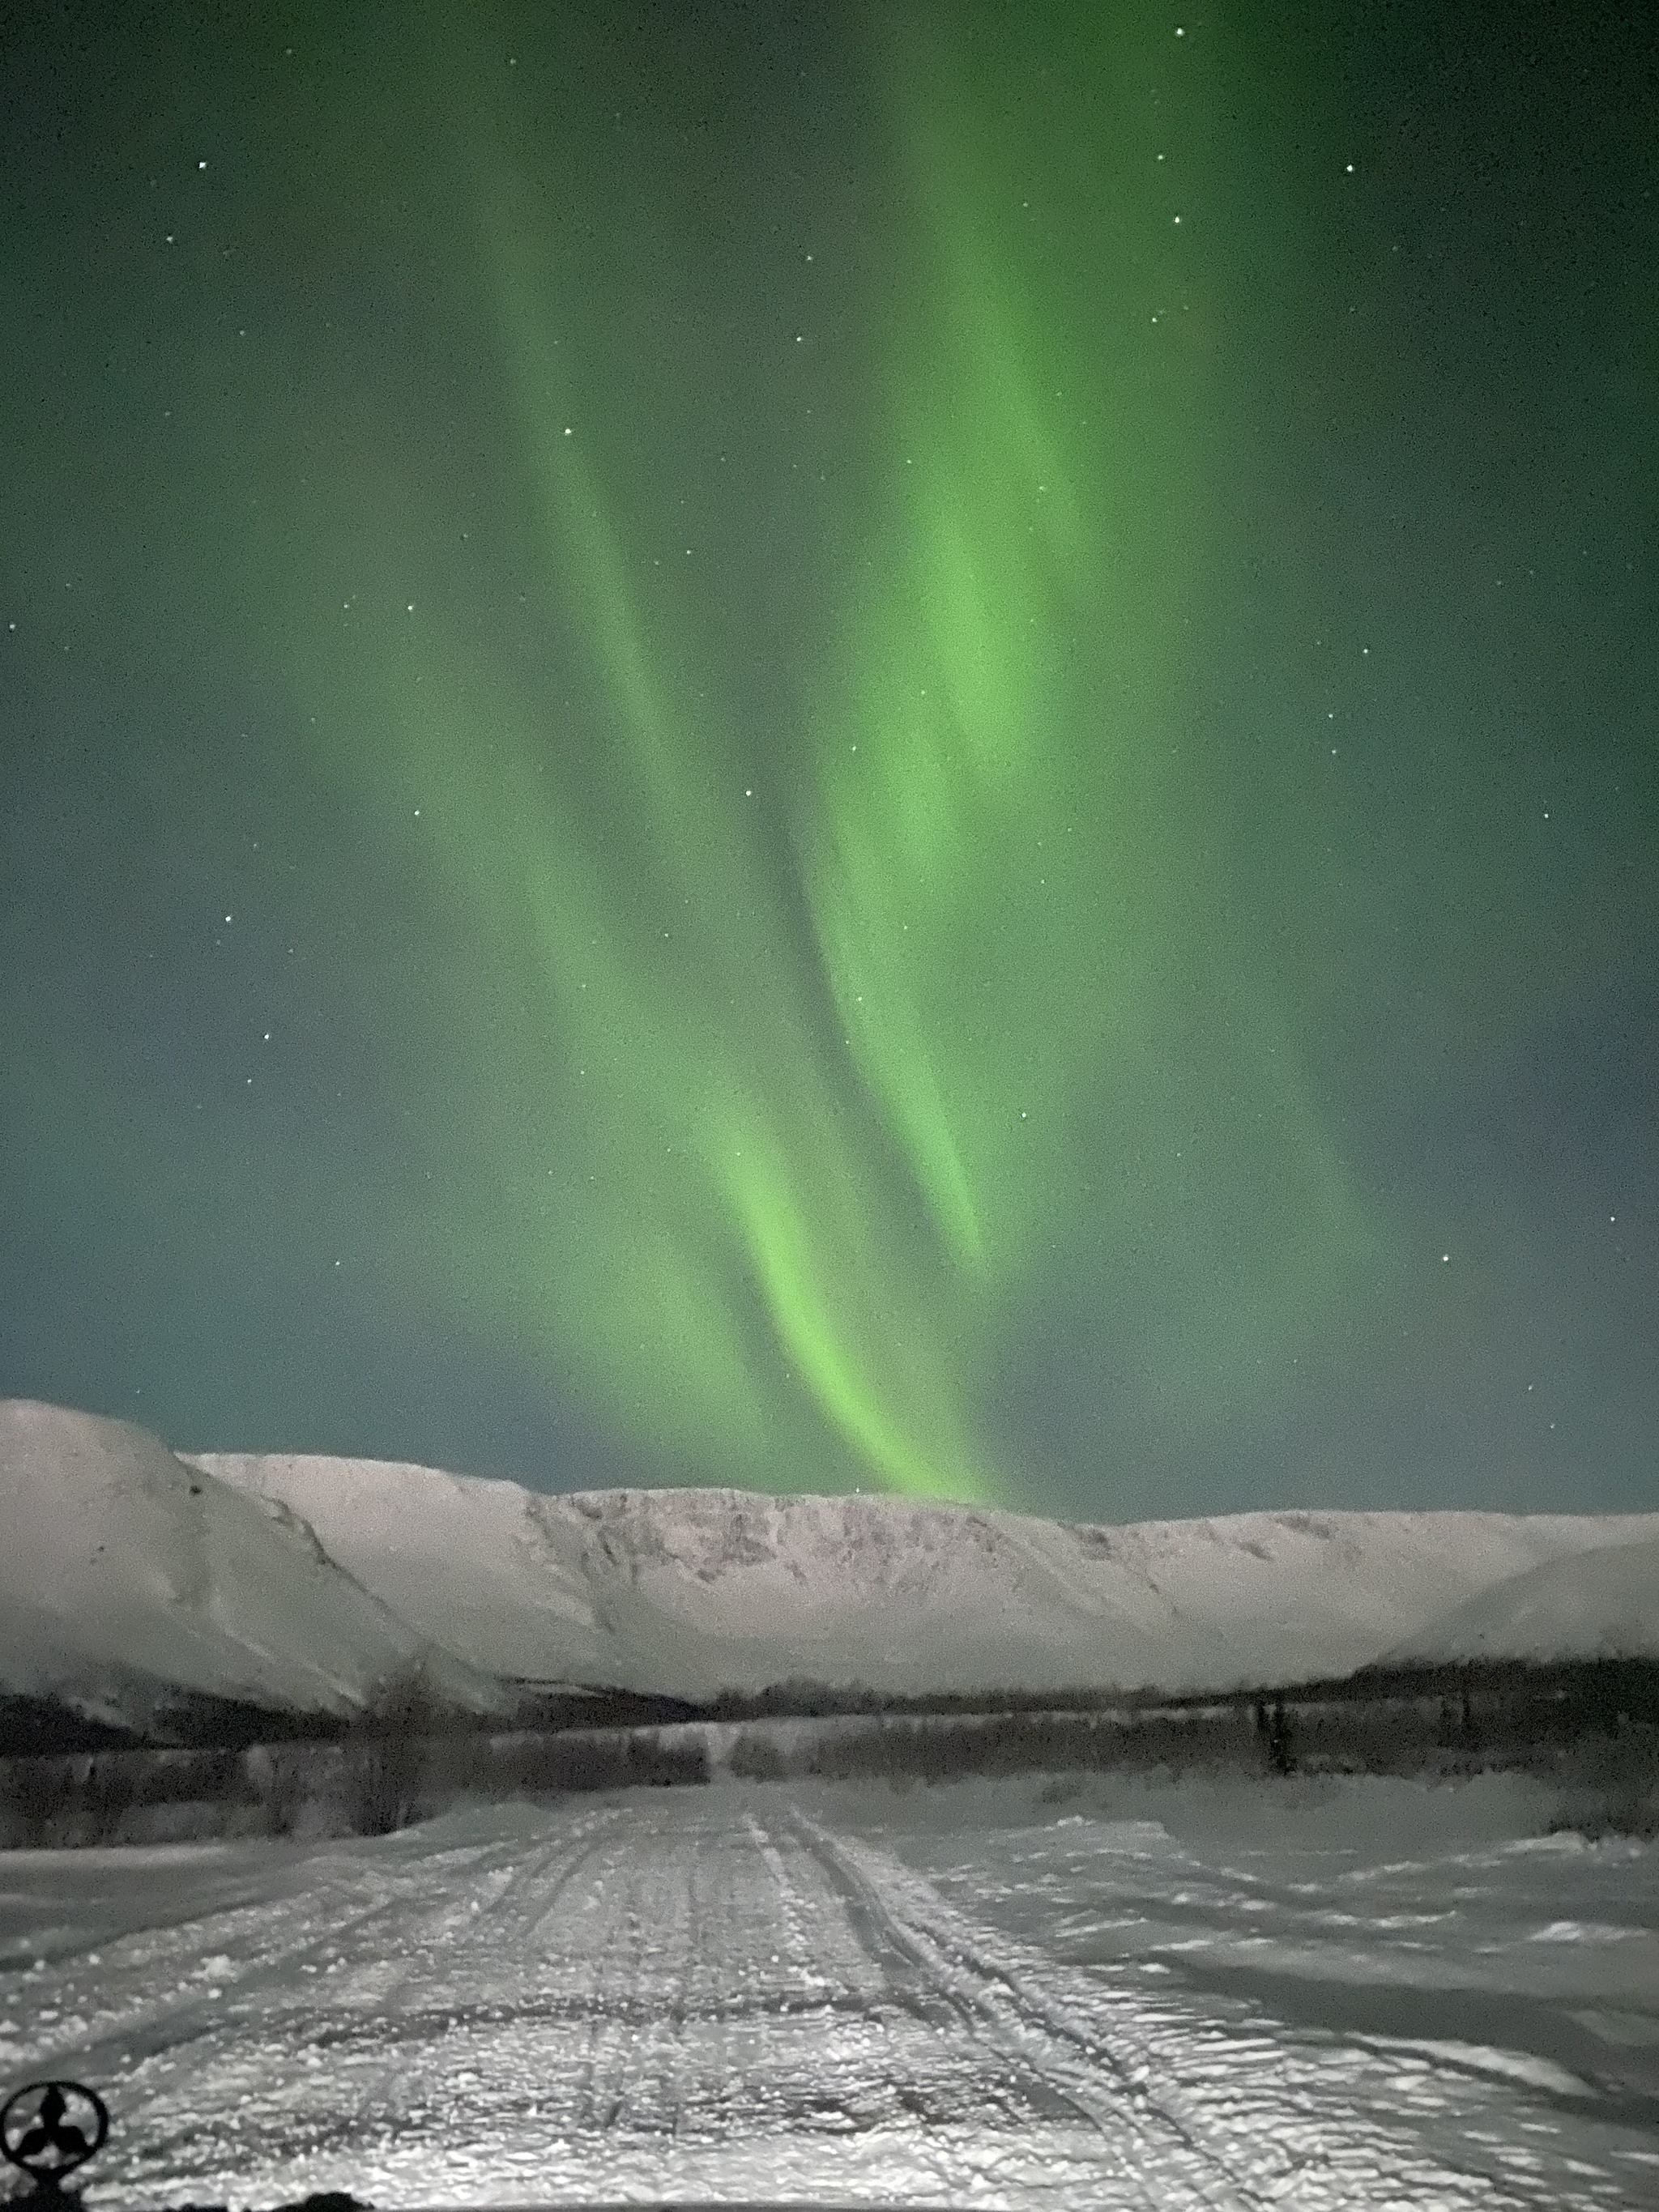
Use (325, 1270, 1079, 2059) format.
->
(2, 1, 1655, 1519)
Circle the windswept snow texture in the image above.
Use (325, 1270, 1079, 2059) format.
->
(0, 1778, 1655, 2208)
(1384, 1536, 1659, 1664)
(192, 1450, 1659, 1695)
(0, 1402, 502, 1727)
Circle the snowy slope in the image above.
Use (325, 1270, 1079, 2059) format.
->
(12, 1393, 1650, 1724)
(1380, 1535, 1659, 1664)
(190, 1451, 610, 1686)
(190, 1451, 1659, 1698)
(0, 1400, 503, 1729)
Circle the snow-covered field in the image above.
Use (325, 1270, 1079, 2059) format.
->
(2, 1775, 1655, 2210)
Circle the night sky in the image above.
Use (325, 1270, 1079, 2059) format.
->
(3, 1, 1655, 1521)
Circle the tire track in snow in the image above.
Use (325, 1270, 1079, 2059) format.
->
(38, 1817, 620, 2093)
(784, 1807, 1251, 2212)
(786, 1808, 1567, 2212)
(6, 1792, 1605, 2210)
(4, 1832, 519, 2078)
(66, 1809, 640, 2205)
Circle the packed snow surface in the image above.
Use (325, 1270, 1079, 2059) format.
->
(0, 1401, 501, 1726)
(1384, 1535, 1659, 1664)
(1, 1775, 1654, 2208)
(194, 1446, 1659, 1696)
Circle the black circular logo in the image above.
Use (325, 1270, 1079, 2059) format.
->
(1, 2082, 109, 2182)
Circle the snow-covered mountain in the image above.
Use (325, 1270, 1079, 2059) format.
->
(0, 1400, 505, 1733)
(1380, 1534, 1659, 1666)
(192, 1445, 1659, 1700)
(6, 1396, 1653, 1733)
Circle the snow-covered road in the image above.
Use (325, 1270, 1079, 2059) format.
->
(1, 1779, 1655, 2208)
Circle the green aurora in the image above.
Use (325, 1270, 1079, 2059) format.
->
(258, 9, 1375, 1501)
(3, 1, 1654, 1513)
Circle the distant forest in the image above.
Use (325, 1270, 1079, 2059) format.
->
(0, 1656, 1653, 1850)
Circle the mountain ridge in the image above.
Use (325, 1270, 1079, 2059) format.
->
(190, 1446, 1659, 1701)
(5, 1396, 1653, 1737)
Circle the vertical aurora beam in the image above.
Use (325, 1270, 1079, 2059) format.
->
(806, 6, 1380, 1428)
(276, 134, 997, 1499)
(241, 2, 1382, 1500)
(809, 6, 1207, 1291)
(454, 180, 997, 1499)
